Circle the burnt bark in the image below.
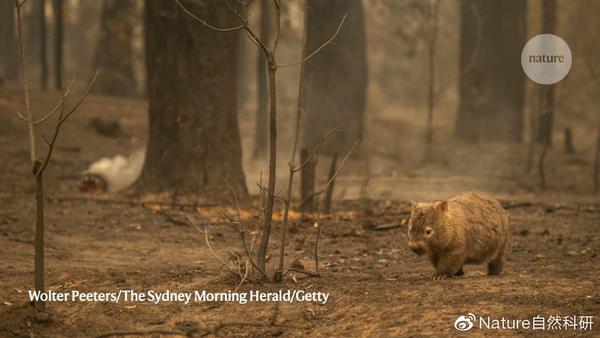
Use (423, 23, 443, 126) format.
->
(425, 0, 440, 158)
(300, 148, 316, 212)
(236, 5, 249, 115)
(324, 153, 338, 214)
(455, 0, 526, 143)
(51, 0, 63, 89)
(252, 0, 272, 159)
(93, 0, 136, 96)
(564, 128, 574, 154)
(140, 0, 247, 198)
(27, 0, 41, 61)
(303, 0, 367, 156)
(0, 1, 18, 80)
(38, 0, 47, 89)
(536, 0, 557, 146)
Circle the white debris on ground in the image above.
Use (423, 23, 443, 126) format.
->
(82, 148, 145, 192)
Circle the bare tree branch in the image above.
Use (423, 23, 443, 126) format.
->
(37, 70, 99, 176)
(279, 13, 348, 68)
(300, 140, 360, 206)
(221, 0, 270, 55)
(15, 0, 36, 166)
(58, 70, 99, 124)
(222, 211, 266, 279)
(309, 140, 360, 273)
(284, 267, 321, 277)
(41, 134, 51, 147)
(32, 71, 78, 126)
(274, 0, 310, 282)
(16, 111, 28, 122)
(176, 0, 244, 32)
(255, 181, 287, 203)
(270, 0, 281, 54)
(294, 129, 337, 173)
(188, 215, 257, 283)
(220, 174, 241, 214)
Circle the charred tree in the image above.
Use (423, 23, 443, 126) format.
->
(27, 0, 41, 61)
(303, 0, 367, 155)
(252, 0, 272, 159)
(536, 0, 558, 191)
(564, 128, 574, 154)
(536, 0, 557, 146)
(71, 1, 101, 81)
(51, 0, 63, 89)
(323, 153, 338, 213)
(93, 0, 136, 96)
(13, 0, 97, 311)
(425, 0, 440, 159)
(455, 0, 526, 143)
(300, 147, 316, 212)
(236, 5, 249, 115)
(140, 0, 247, 198)
(27, 0, 48, 89)
(0, 0, 18, 80)
(38, 0, 47, 89)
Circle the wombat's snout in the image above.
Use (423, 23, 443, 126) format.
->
(408, 241, 426, 255)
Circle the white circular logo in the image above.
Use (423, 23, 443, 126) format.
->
(521, 34, 572, 85)
(454, 313, 476, 331)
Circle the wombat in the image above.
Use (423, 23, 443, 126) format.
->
(407, 192, 509, 280)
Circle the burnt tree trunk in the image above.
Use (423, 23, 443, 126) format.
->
(300, 147, 316, 212)
(455, 0, 526, 143)
(38, 0, 47, 89)
(323, 153, 338, 214)
(303, 0, 367, 156)
(140, 0, 247, 198)
(236, 4, 249, 115)
(564, 128, 574, 154)
(93, 0, 136, 96)
(0, 1, 18, 80)
(425, 0, 440, 158)
(536, 0, 558, 191)
(51, 0, 63, 89)
(252, 0, 272, 159)
(71, 1, 100, 81)
(536, 0, 557, 146)
(27, 0, 41, 62)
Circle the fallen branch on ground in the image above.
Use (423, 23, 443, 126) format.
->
(284, 267, 321, 277)
(188, 215, 258, 284)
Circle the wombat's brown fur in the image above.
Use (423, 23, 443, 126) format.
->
(407, 192, 509, 280)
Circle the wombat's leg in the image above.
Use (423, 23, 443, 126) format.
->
(454, 266, 464, 276)
(433, 254, 464, 280)
(429, 252, 440, 268)
(487, 251, 505, 275)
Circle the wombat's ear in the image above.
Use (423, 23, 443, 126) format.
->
(436, 200, 448, 212)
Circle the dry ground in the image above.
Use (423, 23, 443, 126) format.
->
(0, 89, 599, 337)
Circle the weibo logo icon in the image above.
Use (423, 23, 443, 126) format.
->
(454, 313, 476, 331)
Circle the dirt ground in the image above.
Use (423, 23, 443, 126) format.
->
(0, 88, 599, 337)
